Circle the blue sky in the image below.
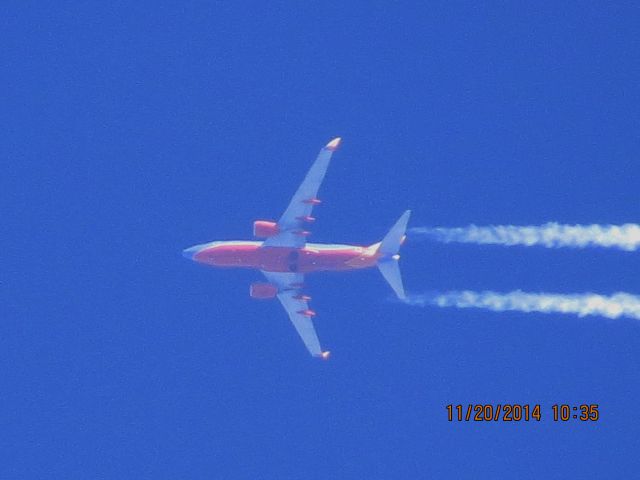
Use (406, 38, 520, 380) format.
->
(3, 2, 639, 478)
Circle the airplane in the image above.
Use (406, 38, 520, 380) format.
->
(182, 138, 411, 359)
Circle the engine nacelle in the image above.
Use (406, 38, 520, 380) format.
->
(250, 282, 278, 299)
(253, 220, 279, 238)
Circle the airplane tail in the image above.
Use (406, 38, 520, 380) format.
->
(373, 210, 411, 300)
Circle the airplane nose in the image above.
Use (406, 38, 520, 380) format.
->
(182, 245, 201, 260)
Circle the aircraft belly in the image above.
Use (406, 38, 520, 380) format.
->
(298, 249, 362, 272)
(198, 244, 262, 268)
(257, 247, 301, 272)
(256, 247, 364, 273)
(198, 244, 369, 273)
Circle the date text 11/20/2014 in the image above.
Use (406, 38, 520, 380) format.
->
(446, 404, 599, 422)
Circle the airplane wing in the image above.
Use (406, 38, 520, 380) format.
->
(261, 271, 329, 359)
(261, 137, 341, 248)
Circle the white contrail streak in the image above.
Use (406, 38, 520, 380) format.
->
(409, 223, 640, 251)
(404, 291, 640, 321)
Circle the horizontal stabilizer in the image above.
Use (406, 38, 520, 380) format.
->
(376, 210, 411, 299)
(377, 258, 406, 299)
(378, 210, 411, 256)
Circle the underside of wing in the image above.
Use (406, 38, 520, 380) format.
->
(262, 137, 341, 249)
(277, 289, 323, 357)
(261, 271, 329, 359)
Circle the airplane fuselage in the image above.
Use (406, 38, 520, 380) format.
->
(184, 241, 381, 273)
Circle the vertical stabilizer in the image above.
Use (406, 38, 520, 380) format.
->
(376, 210, 411, 299)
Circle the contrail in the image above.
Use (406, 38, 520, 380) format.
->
(409, 223, 640, 251)
(404, 291, 640, 321)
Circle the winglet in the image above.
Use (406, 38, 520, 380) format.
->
(320, 351, 331, 360)
(325, 137, 342, 151)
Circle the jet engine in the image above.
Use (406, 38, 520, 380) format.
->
(250, 282, 278, 299)
(253, 220, 279, 238)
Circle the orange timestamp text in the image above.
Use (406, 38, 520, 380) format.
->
(446, 404, 600, 422)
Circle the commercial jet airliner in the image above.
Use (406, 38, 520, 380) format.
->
(183, 138, 410, 358)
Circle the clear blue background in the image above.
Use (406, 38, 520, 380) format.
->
(3, 2, 639, 478)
